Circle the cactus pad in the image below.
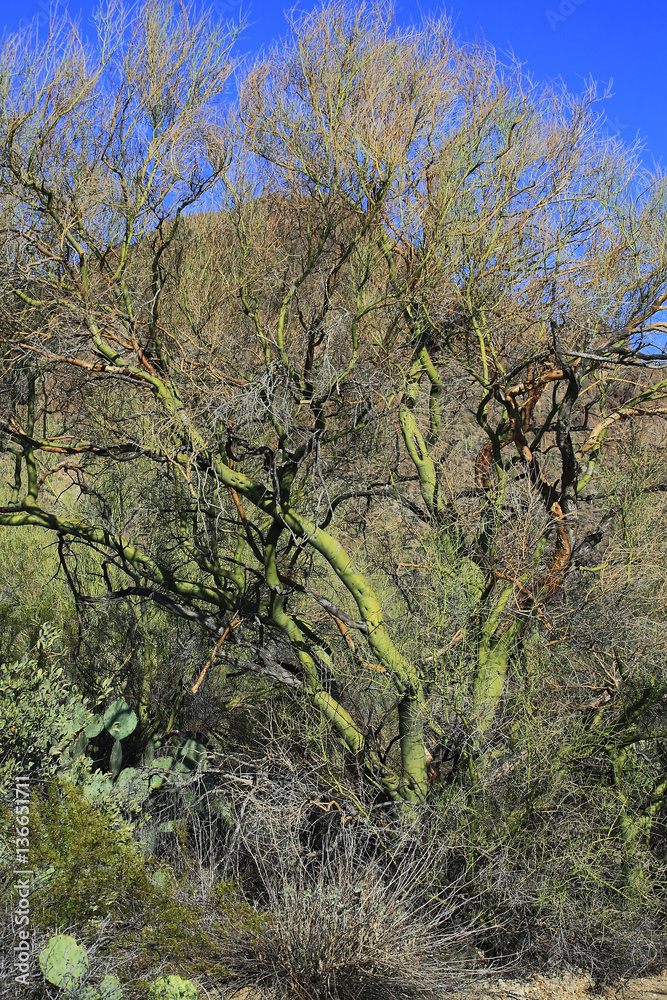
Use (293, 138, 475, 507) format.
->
(39, 934, 88, 988)
(110, 738, 123, 778)
(103, 699, 138, 740)
(85, 714, 104, 738)
(148, 975, 198, 1000)
(83, 975, 124, 1000)
(177, 739, 206, 771)
(115, 766, 150, 803)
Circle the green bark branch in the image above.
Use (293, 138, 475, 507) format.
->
(398, 347, 443, 520)
(275, 508, 429, 800)
(263, 520, 365, 755)
(0, 503, 235, 612)
(472, 584, 518, 734)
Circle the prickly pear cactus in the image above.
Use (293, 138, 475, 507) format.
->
(110, 738, 123, 779)
(147, 974, 198, 1000)
(39, 934, 88, 989)
(73, 730, 89, 758)
(181, 738, 206, 767)
(115, 766, 150, 804)
(173, 739, 206, 777)
(99, 975, 123, 1000)
(148, 756, 174, 790)
(103, 699, 138, 740)
(83, 974, 123, 1000)
(85, 714, 104, 738)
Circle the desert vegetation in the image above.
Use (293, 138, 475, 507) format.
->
(1, 1, 666, 997)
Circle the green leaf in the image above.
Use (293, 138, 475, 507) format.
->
(82, 772, 114, 801)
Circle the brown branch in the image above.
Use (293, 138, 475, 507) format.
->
(18, 342, 155, 385)
(191, 612, 241, 693)
(576, 406, 667, 460)
(37, 461, 83, 489)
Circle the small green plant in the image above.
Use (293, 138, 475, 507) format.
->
(25, 779, 257, 982)
(147, 975, 198, 1000)
(0, 625, 91, 794)
(39, 934, 88, 989)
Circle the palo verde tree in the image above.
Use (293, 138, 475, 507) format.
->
(0, 0, 666, 809)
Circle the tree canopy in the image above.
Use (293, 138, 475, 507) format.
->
(1, 0, 666, 817)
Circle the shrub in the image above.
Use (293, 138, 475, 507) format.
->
(217, 783, 467, 1000)
(18, 779, 264, 989)
(0, 625, 87, 795)
(29, 782, 154, 931)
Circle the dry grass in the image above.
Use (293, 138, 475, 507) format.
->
(189, 768, 478, 1000)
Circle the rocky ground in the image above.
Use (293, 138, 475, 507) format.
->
(229, 972, 667, 999)
(460, 970, 667, 1000)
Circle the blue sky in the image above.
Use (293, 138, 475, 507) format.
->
(0, 0, 665, 169)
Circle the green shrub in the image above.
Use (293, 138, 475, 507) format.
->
(24, 779, 265, 985)
(29, 781, 154, 930)
(0, 516, 78, 662)
(0, 625, 89, 794)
